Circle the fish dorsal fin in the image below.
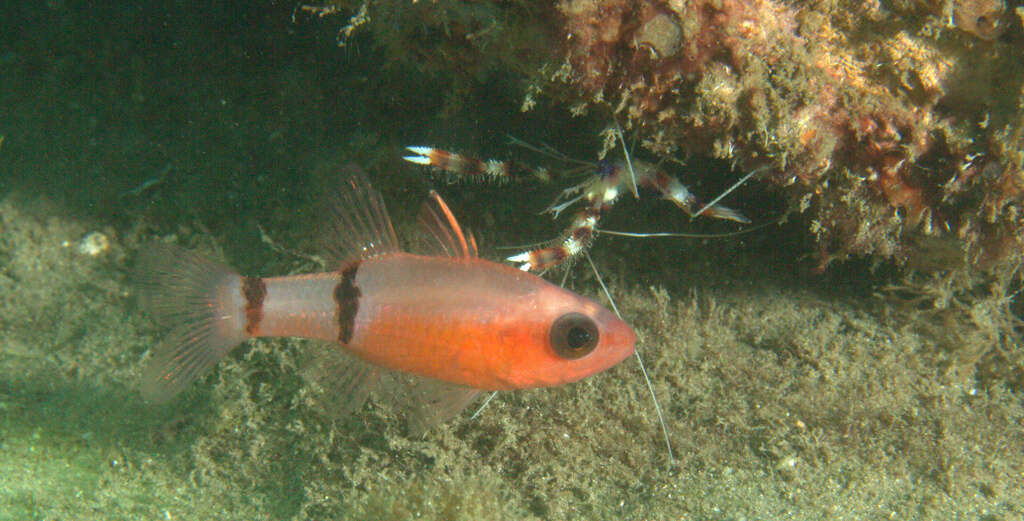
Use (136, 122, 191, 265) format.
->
(322, 164, 401, 265)
(416, 190, 478, 258)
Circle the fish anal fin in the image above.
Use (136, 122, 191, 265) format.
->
(415, 190, 478, 258)
(302, 344, 381, 420)
(381, 373, 481, 436)
(321, 164, 402, 266)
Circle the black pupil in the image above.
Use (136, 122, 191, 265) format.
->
(550, 312, 599, 360)
(567, 327, 591, 349)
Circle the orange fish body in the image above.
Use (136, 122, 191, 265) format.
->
(136, 166, 635, 425)
(347, 253, 633, 390)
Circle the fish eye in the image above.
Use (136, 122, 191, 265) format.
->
(549, 312, 599, 360)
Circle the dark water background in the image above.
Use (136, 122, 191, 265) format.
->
(2, 2, 1021, 520)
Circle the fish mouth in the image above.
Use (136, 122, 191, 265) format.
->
(602, 317, 637, 366)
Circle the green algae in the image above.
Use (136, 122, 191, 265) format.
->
(3, 187, 1023, 519)
(1, 2, 1023, 520)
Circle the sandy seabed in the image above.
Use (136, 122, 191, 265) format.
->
(2, 190, 1022, 520)
(1, 2, 1022, 519)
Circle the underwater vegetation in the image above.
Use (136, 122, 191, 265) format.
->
(316, 0, 1024, 272)
(3, 1, 1024, 519)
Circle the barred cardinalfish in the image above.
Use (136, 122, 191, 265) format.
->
(136, 166, 635, 428)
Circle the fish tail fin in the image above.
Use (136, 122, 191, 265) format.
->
(134, 243, 249, 403)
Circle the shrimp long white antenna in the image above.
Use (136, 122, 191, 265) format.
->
(692, 166, 766, 219)
(599, 218, 781, 239)
(613, 121, 640, 199)
(584, 250, 675, 464)
(507, 135, 596, 168)
(470, 391, 499, 420)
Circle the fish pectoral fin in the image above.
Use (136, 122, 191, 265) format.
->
(301, 344, 381, 420)
(413, 190, 478, 258)
(302, 343, 480, 431)
(379, 373, 481, 436)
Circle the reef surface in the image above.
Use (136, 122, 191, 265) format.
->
(1, 2, 1022, 520)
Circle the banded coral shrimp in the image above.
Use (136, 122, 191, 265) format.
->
(404, 128, 759, 272)
(403, 127, 772, 463)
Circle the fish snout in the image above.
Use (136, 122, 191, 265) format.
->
(602, 316, 637, 365)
